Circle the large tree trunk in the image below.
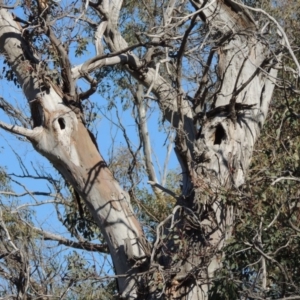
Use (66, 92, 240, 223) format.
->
(137, 1, 279, 299)
(0, 9, 148, 298)
(0, 0, 280, 298)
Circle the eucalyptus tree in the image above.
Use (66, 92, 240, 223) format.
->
(0, 0, 297, 299)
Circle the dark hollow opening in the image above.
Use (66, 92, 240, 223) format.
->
(214, 123, 226, 145)
(58, 118, 66, 130)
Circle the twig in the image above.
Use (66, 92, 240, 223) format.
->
(289, 219, 300, 233)
(244, 241, 292, 286)
(0, 208, 19, 251)
(271, 176, 300, 185)
(0, 0, 20, 9)
(148, 181, 178, 199)
(150, 207, 180, 264)
(264, 204, 283, 230)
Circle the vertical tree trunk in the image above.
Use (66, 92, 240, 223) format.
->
(150, 1, 279, 299)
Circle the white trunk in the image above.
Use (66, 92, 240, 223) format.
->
(166, 2, 279, 299)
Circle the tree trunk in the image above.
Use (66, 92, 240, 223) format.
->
(0, 9, 148, 298)
(140, 1, 279, 299)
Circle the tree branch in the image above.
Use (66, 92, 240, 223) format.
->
(271, 176, 300, 185)
(0, 120, 41, 141)
(131, 84, 162, 197)
(89, 1, 194, 133)
(44, 25, 76, 97)
(0, 97, 30, 128)
(32, 226, 109, 253)
(231, 0, 300, 77)
(0, 0, 20, 9)
(148, 181, 178, 199)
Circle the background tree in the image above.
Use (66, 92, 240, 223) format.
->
(0, 0, 299, 299)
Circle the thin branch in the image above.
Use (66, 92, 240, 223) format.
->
(32, 226, 109, 253)
(271, 176, 300, 185)
(289, 219, 300, 233)
(0, 191, 54, 197)
(273, 239, 291, 256)
(66, 14, 98, 27)
(74, 0, 90, 23)
(0, 97, 30, 128)
(8, 173, 60, 184)
(77, 41, 169, 76)
(0, 0, 20, 9)
(11, 199, 69, 212)
(231, 0, 300, 77)
(78, 73, 98, 100)
(245, 241, 292, 286)
(168, 0, 217, 31)
(131, 84, 161, 196)
(150, 210, 174, 264)
(264, 204, 282, 230)
(148, 181, 178, 199)
(44, 25, 75, 97)
(0, 208, 19, 251)
(161, 132, 174, 187)
(113, 107, 143, 194)
(176, 13, 197, 91)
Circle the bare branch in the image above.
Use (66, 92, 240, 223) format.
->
(74, 40, 170, 78)
(231, 0, 300, 77)
(131, 84, 162, 197)
(0, 97, 30, 128)
(89, 1, 194, 132)
(32, 226, 109, 253)
(161, 132, 175, 187)
(44, 25, 75, 97)
(11, 199, 69, 212)
(271, 176, 300, 185)
(245, 241, 292, 286)
(0, 208, 19, 252)
(148, 181, 178, 199)
(78, 73, 98, 100)
(0, 191, 54, 197)
(94, 21, 107, 56)
(0, 0, 20, 9)
(176, 14, 197, 91)
(0, 120, 41, 141)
